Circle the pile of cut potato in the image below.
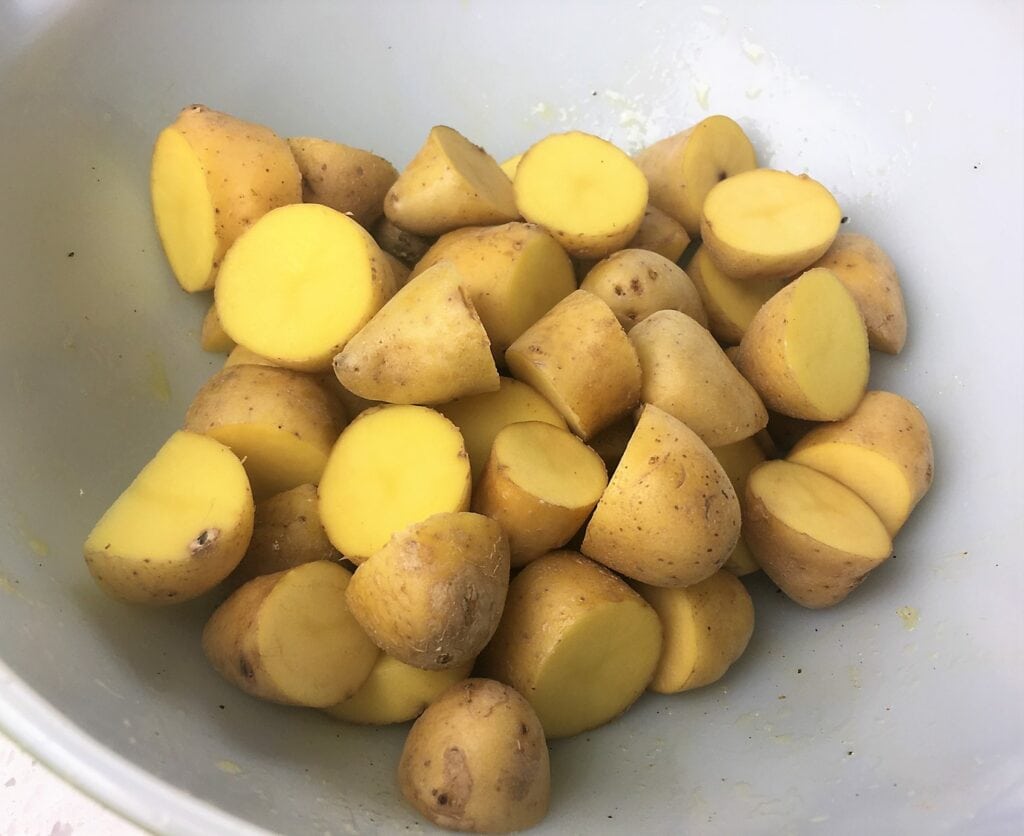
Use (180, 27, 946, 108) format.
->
(84, 105, 934, 832)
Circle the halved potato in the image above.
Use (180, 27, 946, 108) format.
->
(711, 437, 766, 576)
(734, 268, 869, 421)
(700, 169, 842, 281)
(83, 431, 254, 604)
(200, 302, 235, 353)
(202, 560, 379, 707)
(317, 406, 471, 562)
(744, 460, 893, 608)
(788, 391, 933, 535)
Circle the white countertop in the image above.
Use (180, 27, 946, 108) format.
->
(1, 730, 141, 835)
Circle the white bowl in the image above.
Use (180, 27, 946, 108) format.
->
(1, 2, 1022, 833)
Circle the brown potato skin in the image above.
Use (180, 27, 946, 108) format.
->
(372, 216, 434, 266)
(398, 678, 550, 833)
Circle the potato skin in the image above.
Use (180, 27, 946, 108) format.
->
(398, 678, 550, 833)
(345, 513, 510, 669)
(582, 405, 741, 586)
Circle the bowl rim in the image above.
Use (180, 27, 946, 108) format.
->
(0, 658, 269, 836)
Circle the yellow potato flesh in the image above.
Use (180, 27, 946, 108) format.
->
(785, 268, 869, 417)
(206, 424, 329, 501)
(150, 128, 217, 291)
(326, 656, 472, 725)
(436, 127, 516, 208)
(256, 562, 378, 707)
(318, 406, 470, 560)
(789, 443, 911, 534)
(678, 116, 759, 231)
(85, 431, 249, 565)
(497, 422, 607, 508)
(215, 204, 383, 370)
(705, 170, 840, 258)
(530, 599, 661, 739)
(749, 460, 890, 558)
(500, 153, 523, 179)
(515, 132, 647, 256)
(438, 377, 567, 482)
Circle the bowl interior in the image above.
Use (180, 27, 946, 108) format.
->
(1, 2, 1022, 833)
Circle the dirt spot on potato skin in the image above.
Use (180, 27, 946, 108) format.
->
(427, 746, 472, 817)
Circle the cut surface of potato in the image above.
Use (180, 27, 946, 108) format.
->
(229, 484, 338, 586)
(287, 136, 398, 228)
(514, 131, 648, 258)
(473, 422, 608, 566)
(346, 512, 509, 669)
(385, 125, 518, 236)
(151, 105, 301, 292)
(735, 267, 869, 421)
(200, 302, 235, 353)
(500, 153, 524, 179)
(318, 406, 471, 561)
(633, 115, 757, 235)
(478, 551, 662, 739)
(398, 679, 550, 833)
(637, 570, 755, 693)
(712, 437, 766, 576)
(582, 405, 741, 586)
(810, 232, 908, 354)
(202, 560, 378, 707)
(333, 261, 499, 405)
(215, 203, 393, 372)
(83, 431, 254, 604)
(701, 169, 842, 281)
(580, 248, 707, 331)
(745, 460, 893, 608)
(788, 391, 933, 534)
(630, 309, 768, 447)
(325, 655, 472, 725)
(438, 377, 567, 482)
(505, 290, 641, 440)
(184, 364, 346, 500)
(410, 222, 577, 358)
(687, 243, 790, 344)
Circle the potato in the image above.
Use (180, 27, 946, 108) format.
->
(214, 203, 394, 372)
(478, 551, 661, 739)
(228, 484, 338, 587)
(202, 560, 378, 706)
(333, 261, 499, 404)
(514, 131, 648, 258)
(734, 267, 869, 421)
(438, 376, 567, 482)
(582, 405, 741, 586)
(579, 249, 707, 331)
(700, 169, 842, 281)
(765, 409, 818, 453)
(199, 301, 234, 353)
(574, 205, 692, 277)
(83, 431, 253, 604)
(499, 152, 523, 179)
(629, 310, 768, 447)
(222, 345, 274, 368)
(410, 222, 577, 358)
(505, 290, 641, 440)
(287, 136, 398, 228)
(382, 251, 412, 289)
(587, 416, 635, 471)
(346, 512, 509, 670)
(372, 215, 434, 266)
(686, 243, 790, 345)
(637, 570, 755, 693)
(711, 437, 766, 576)
(184, 364, 346, 500)
(633, 115, 757, 235)
(744, 460, 893, 608)
(150, 104, 301, 292)
(788, 391, 933, 535)
(473, 422, 608, 567)
(385, 125, 518, 236)
(398, 679, 550, 833)
(318, 405, 471, 561)
(810, 232, 908, 354)
(324, 655, 473, 725)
